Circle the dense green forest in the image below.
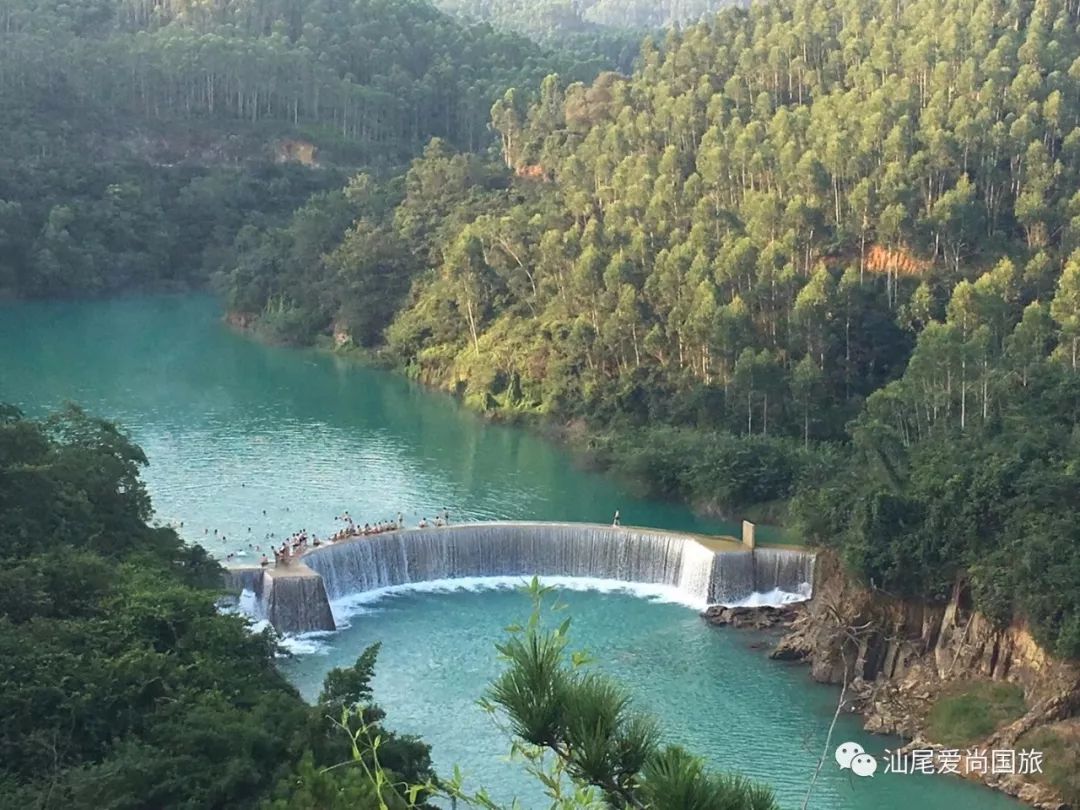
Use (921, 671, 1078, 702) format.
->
(0, 161, 346, 296)
(231, 0, 1080, 434)
(217, 0, 1080, 656)
(0, 405, 435, 807)
(4, 0, 1080, 681)
(0, 0, 606, 157)
(0, 406, 776, 809)
(5, 0, 1080, 800)
(431, 0, 736, 48)
(0, 0, 620, 297)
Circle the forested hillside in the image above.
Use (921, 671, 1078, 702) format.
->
(223, 0, 1080, 662)
(0, 0, 595, 158)
(0, 0, 615, 297)
(232, 0, 1080, 434)
(10, 0, 1080, 802)
(6, 0, 1080, 799)
(7, 0, 1080, 714)
(433, 0, 738, 41)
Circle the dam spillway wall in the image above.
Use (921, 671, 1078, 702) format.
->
(256, 565, 336, 635)
(304, 522, 813, 607)
(222, 563, 336, 634)
(751, 547, 815, 596)
(222, 565, 263, 594)
(229, 523, 815, 635)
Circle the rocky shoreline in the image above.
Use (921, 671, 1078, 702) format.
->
(702, 603, 801, 630)
(703, 552, 1080, 809)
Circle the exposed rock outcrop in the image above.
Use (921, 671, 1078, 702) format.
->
(702, 603, 801, 630)
(769, 550, 1080, 808)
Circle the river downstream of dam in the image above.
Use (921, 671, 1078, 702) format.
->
(0, 295, 1024, 809)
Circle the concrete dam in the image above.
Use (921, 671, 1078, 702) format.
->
(225, 522, 815, 634)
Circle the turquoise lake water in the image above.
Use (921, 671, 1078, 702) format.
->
(0, 295, 1023, 809)
(0, 295, 742, 561)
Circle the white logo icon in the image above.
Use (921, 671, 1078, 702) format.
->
(836, 742, 878, 777)
(851, 753, 878, 777)
(835, 742, 865, 770)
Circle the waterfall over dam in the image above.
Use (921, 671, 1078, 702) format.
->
(227, 522, 815, 634)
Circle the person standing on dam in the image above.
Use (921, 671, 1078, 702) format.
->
(612, 510, 620, 527)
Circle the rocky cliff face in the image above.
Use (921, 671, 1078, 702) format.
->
(770, 551, 1080, 809)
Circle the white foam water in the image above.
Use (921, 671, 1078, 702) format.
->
(277, 631, 336, 656)
(254, 577, 811, 656)
(270, 575, 810, 657)
(328, 574, 713, 619)
(305, 523, 731, 606)
(229, 602, 337, 656)
(237, 587, 261, 617)
(722, 583, 812, 607)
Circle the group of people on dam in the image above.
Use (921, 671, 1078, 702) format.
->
(261, 509, 454, 567)
(180, 508, 638, 568)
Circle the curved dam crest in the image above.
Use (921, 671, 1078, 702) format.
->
(227, 522, 815, 635)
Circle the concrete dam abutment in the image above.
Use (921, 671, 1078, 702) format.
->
(224, 522, 815, 635)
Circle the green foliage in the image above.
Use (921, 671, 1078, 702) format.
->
(794, 366, 1080, 657)
(305, 643, 436, 794)
(0, 0, 626, 301)
(0, 160, 342, 297)
(593, 426, 829, 511)
(639, 747, 779, 810)
(0, 0, 597, 162)
(355, 0, 1080, 447)
(321, 643, 382, 710)
(1016, 727, 1080, 805)
(262, 752, 387, 809)
(213, 0, 1080, 648)
(483, 578, 779, 809)
(0, 406, 432, 808)
(432, 0, 730, 64)
(12, 0, 1080, 701)
(259, 583, 778, 810)
(925, 682, 1027, 747)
